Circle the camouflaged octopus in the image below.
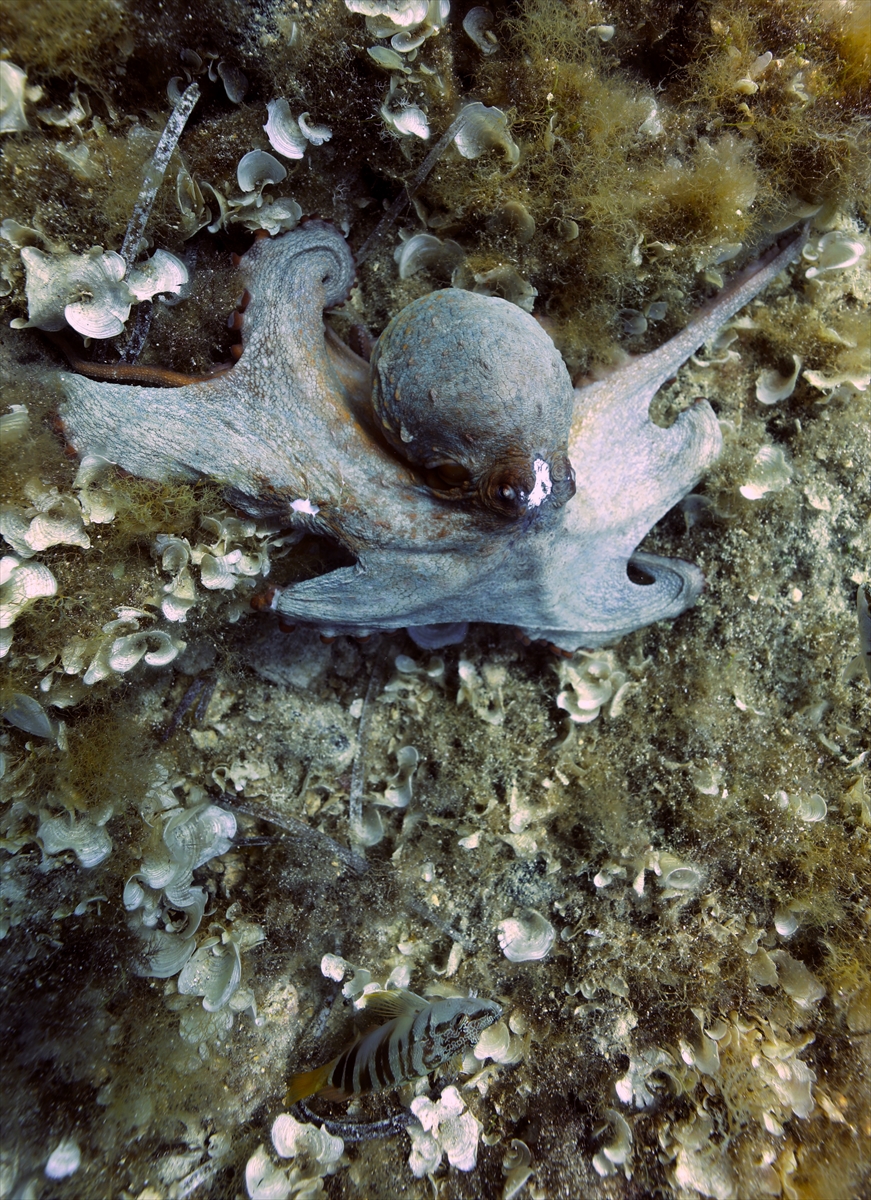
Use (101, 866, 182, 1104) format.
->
(58, 221, 805, 651)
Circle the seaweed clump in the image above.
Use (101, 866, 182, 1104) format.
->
(413, 0, 871, 369)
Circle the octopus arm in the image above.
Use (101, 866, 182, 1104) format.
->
(497, 524, 706, 650)
(572, 226, 808, 435)
(517, 551, 707, 651)
(272, 527, 703, 652)
(569, 393, 721, 554)
(58, 373, 227, 483)
(273, 545, 495, 632)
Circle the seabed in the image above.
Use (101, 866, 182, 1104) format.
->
(1, 2, 869, 1198)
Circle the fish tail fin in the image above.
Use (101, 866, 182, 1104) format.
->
(284, 1059, 336, 1106)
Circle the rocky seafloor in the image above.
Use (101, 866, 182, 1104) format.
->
(1, 1, 869, 1198)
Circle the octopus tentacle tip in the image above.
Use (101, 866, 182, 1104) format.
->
(250, 588, 278, 612)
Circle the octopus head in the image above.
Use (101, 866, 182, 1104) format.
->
(370, 288, 576, 522)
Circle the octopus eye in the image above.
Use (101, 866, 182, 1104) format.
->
(487, 467, 533, 518)
(436, 462, 471, 488)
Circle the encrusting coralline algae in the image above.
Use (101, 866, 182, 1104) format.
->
(1, 1, 870, 1198)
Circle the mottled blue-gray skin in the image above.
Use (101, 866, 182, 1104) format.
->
(58, 222, 806, 651)
(370, 289, 577, 520)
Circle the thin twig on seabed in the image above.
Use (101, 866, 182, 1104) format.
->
(223, 795, 369, 877)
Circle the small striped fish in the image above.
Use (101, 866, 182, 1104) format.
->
(285, 988, 502, 1106)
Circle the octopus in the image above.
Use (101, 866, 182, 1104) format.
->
(57, 221, 806, 651)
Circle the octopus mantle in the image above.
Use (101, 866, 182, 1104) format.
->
(58, 224, 804, 651)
